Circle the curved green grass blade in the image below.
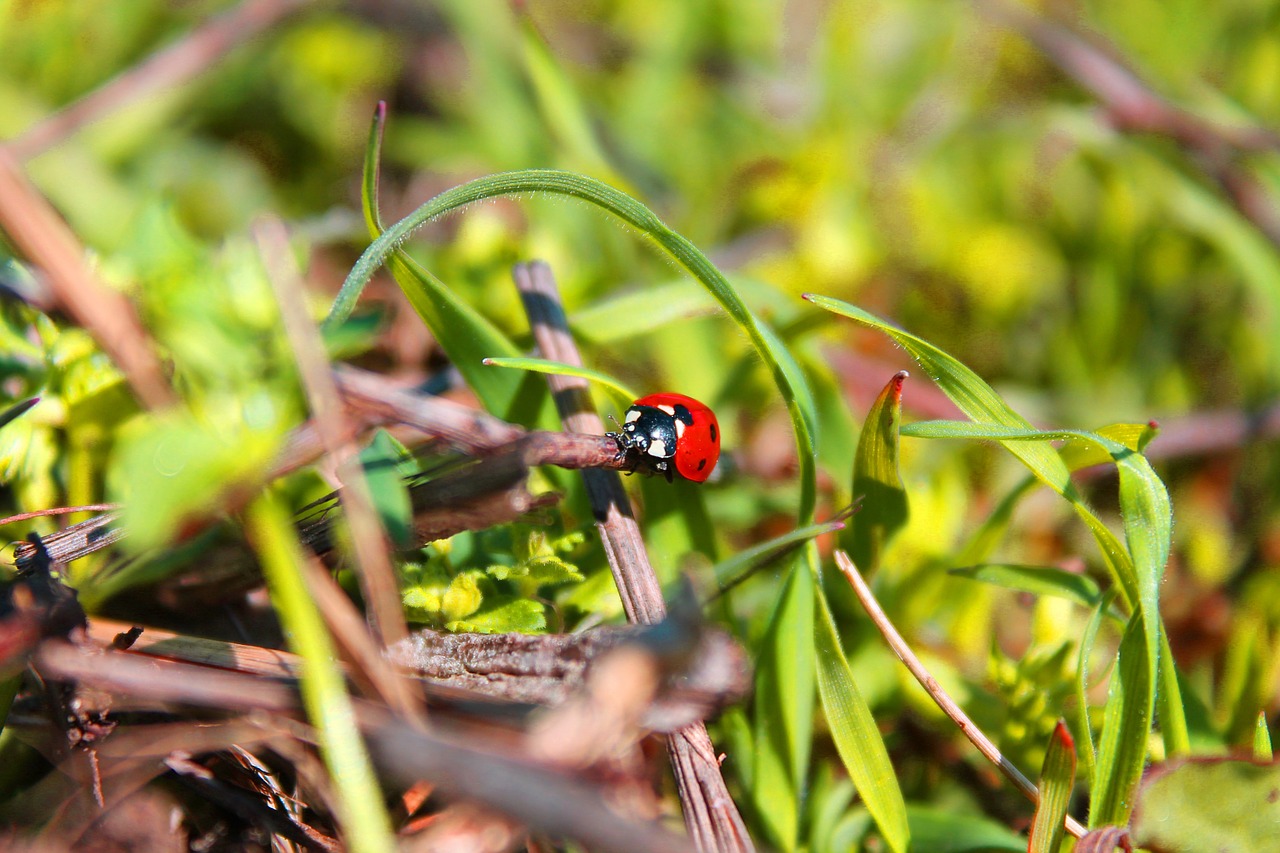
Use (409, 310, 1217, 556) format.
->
(815, 583, 910, 853)
(899, 420, 1168, 623)
(481, 357, 637, 407)
(949, 564, 1103, 611)
(842, 371, 908, 574)
(1029, 721, 1077, 853)
(901, 419, 1169, 825)
(712, 519, 845, 594)
(806, 296, 1140, 609)
(806, 294, 1174, 829)
(355, 107, 549, 426)
(327, 167, 818, 523)
(246, 494, 395, 853)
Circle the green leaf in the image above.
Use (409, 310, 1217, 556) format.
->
(354, 107, 551, 427)
(804, 298, 1146, 612)
(842, 371, 908, 574)
(751, 561, 815, 850)
(358, 430, 416, 547)
(446, 596, 547, 634)
(568, 281, 717, 344)
(815, 582, 910, 853)
(1058, 422, 1157, 471)
(246, 494, 396, 853)
(903, 805, 1025, 852)
(712, 519, 846, 594)
(481, 357, 637, 408)
(1254, 712, 1273, 760)
(1073, 589, 1117, 783)
(1132, 759, 1280, 852)
(949, 564, 1103, 611)
(1028, 721, 1076, 853)
(1091, 615, 1152, 827)
(805, 298, 1174, 828)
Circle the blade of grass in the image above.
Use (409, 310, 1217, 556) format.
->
(750, 562, 815, 850)
(842, 371, 908, 574)
(901, 418, 1171, 821)
(711, 518, 847, 597)
(353, 105, 550, 427)
(1254, 712, 1273, 760)
(326, 166, 818, 523)
(1091, 616, 1151, 827)
(481, 356, 637, 407)
(806, 297, 1141, 610)
(1073, 590, 1118, 783)
(949, 564, 1104, 611)
(244, 493, 395, 853)
(1029, 721, 1077, 853)
(812, 288, 1182, 778)
(814, 583, 910, 853)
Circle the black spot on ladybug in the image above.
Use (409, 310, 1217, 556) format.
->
(709, 423, 717, 442)
(673, 404, 694, 425)
(697, 458, 707, 471)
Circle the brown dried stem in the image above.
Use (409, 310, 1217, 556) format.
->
(0, 149, 177, 410)
(255, 216, 408, 652)
(32, 639, 696, 853)
(835, 550, 1087, 839)
(511, 260, 754, 853)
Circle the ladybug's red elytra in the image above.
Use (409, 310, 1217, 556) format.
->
(608, 393, 720, 483)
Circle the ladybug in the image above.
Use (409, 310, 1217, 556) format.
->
(608, 393, 720, 483)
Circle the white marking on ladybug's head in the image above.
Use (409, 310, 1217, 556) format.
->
(657, 404, 676, 416)
(674, 419, 686, 438)
(625, 409, 642, 424)
(647, 439, 668, 457)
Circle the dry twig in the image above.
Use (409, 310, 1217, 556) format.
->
(0, 150, 177, 410)
(256, 216, 408, 651)
(835, 550, 1087, 839)
(512, 260, 754, 853)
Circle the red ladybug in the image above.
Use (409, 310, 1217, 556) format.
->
(608, 393, 720, 483)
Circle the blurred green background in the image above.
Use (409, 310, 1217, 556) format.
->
(2, 0, 1279, 848)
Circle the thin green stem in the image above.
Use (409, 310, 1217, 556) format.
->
(245, 494, 395, 853)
